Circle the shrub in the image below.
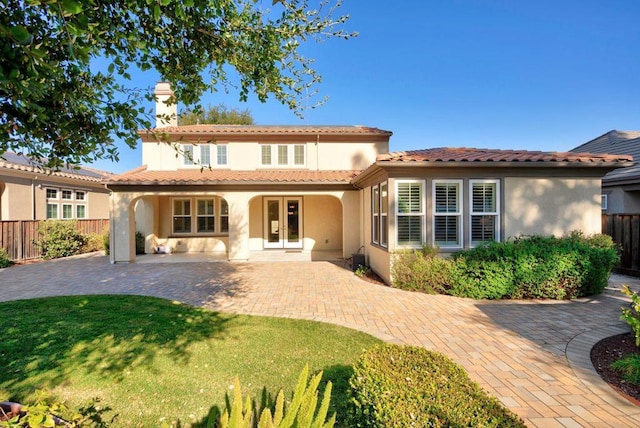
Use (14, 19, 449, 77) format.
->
(612, 354, 640, 386)
(448, 257, 515, 299)
(391, 247, 455, 294)
(35, 220, 87, 260)
(82, 233, 105, 254)
(449, 232, 619, 299)
(347, 344, 525, 427)
(0, 247, 13, 269)
(217, 365, 335, 428)
(103, 230, 110, 256)
(620, 285, 640, 347)
(135, 231, 145, 254)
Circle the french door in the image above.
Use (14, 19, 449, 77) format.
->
(263, 197, 303, 249)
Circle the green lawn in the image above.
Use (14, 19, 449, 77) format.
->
(0, 295, 381, 427)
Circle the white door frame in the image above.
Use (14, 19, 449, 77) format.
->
(263, 197, 303, 249)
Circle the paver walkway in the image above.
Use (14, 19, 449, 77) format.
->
(2, 252, 640, 427)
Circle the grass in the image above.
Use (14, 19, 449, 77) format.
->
(0, 295, 381, 427)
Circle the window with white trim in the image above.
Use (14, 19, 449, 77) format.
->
(433, 180, 462, 248)
(470, 180, 499, 245)
(217, 145, 228, 165)
(45, 187, 87, 219)
(220, 199, 229, 233)
(372, 185, 380, 244)
(172, 197, 229, 235)
(380, 182, 388, 247)
(396, 180, 424, 247)
(62, 204, 73, 219)
(182, 144, 228, 167)
(601, 194, 608, 211)
(172, 199, 192, 233)
(196, 199, 215, 233)
(61, 189, 73, 200)
(182, 145, 195, 166)
(46, 203, 58, 219)
(371, 182, 388, 247)
(277, 145, 288, 165)
(260, 144, 306, 167)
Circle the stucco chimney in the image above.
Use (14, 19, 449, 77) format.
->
(154, 82, 178, 128)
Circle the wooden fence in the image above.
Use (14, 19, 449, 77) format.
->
(602, 214, 640, 277)
(0, 219, 109, 262)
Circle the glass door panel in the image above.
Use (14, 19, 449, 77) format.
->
(285, 199, 300, 248)
(263, 197, 303, 249)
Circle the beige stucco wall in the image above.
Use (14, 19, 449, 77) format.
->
(0, 172, 109, 220)
(0, 175, 33, 220)
(304, 195, 343, 251)
(503, 177, 603, 238)
(142, 140, 387, 172)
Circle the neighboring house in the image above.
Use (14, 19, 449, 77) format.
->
(105, 83, 632, 284)
(570, 130, 640, 214)
(0, 152, 112, 221)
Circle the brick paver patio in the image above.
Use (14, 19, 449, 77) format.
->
(1, 252, 640, 427)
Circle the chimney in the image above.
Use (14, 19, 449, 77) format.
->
(154, 82, 178, 128)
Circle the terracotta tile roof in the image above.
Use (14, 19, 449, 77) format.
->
(105, 166, 360, 185)
(377, 147, 633, 164)
(0, 151, 115, 182)
(141, 124, 392, 136)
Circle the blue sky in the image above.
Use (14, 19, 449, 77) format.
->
(94, 0, 640, 173)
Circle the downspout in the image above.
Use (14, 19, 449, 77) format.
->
(109, 186, 115, 264)
(316, 134, 320, 171)
(31, 176, 37, 220)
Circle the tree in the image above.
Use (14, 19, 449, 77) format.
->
(179, 104, 254, 125)
(0, 0, 355, 169)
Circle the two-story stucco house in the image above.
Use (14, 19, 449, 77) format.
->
(105, 83, 632, 284)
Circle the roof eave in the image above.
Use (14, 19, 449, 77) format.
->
(376, 160, 635, 168)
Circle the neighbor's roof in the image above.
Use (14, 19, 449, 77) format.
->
(569, 130, 640, 184)
(376, 147, 633, 164)
(104, 165, 359, 186)
(0, 151, 114, 182)
(570, 130, 640, 157)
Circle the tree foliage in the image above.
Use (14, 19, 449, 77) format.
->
(179, 103, 254, 125)
(0, 0, 355, 169)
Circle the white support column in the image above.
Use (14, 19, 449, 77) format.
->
(134, 197, 157, 254)
(224, 193, 251, 261)
(110, 192, 136, 263)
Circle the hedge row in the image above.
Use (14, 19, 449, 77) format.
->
(391, 232, 620, 300)
(347, 344, 525, 427)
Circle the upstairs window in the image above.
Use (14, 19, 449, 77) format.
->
(261, 144, 306, 167)
(182, 144, 227, 167)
